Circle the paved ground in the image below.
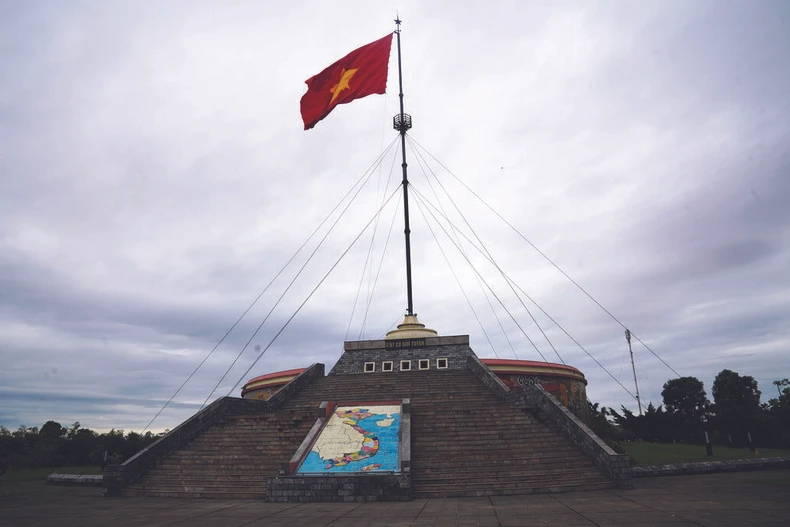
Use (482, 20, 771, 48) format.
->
(2, 470, 789, 526)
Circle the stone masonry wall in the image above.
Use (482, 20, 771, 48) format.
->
(267, 474, 410, 502)
(331, 336, 473, 375)
(632, 456, 790, 478)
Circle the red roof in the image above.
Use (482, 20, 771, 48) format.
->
(243, 368, 306, 387)
(481, 358, 583, 375)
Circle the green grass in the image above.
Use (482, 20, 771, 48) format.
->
(1, 466, 101, 483)
(623, 442, 790, 466)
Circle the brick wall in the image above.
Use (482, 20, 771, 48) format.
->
(399, 398, 411, 474)
(330, 339, 473, 375)
(267, 474, 410, 502)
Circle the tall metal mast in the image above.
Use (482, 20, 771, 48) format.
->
(393, 17, 415, 316)
(625, 329, 643, 415)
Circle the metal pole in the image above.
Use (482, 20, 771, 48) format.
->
(625, 329, 643, 415)
(394, 18, 414, 316)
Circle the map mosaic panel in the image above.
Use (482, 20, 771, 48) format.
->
(297, 404, 401, 473)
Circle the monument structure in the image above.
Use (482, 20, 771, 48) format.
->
(103, 22, 632, 501)
(105, 312, 630, 500)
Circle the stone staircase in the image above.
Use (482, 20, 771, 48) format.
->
(125, 410, 314, 498)
(279, 369, 613, 497)
(126, 368, 613, 499)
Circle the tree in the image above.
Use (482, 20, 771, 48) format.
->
(39, 421, 66, 441)
(0, 421, 160, 470)
(771, 379, 790, 401)
(608, 402, 672, 443)
(67, 425, 97, 466)
(587, 401, 614, 439)
(642, 403, 673, 443)
(661, 376, 711, 443)
(766, 379, 790, 448)
(712, 369, 762, 446)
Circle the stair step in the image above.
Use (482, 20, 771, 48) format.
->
(412, 481, 615, 498)
(412, 471, 607, 484)
(131, 483, 269, 492)
(126, 489, 269, 499)
(129, 367, 614, 499)
(412, 476, 611, 489)
(411, 456, 597, 469)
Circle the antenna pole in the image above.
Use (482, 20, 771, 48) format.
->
(393, 17, 415, 316)
(625, 329, 643, 415)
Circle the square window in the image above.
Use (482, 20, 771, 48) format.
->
(436, 358, 449, 369)
(382, 361, 394, 372)
(418, 359, 430, 370)
(364, 362, 375, 373)
(400, 360, 411, 371)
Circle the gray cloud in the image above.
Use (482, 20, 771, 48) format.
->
(1, 0, 789, 431)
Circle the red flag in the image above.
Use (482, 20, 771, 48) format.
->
(300, 34, 393, 130)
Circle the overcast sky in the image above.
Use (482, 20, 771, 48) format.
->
(1, 1, 788, 433)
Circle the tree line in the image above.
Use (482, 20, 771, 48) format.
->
(588, 369, 790, 449)
(0, 421, 162, 470)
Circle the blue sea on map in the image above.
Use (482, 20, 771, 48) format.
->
(298, 411, 401, 473)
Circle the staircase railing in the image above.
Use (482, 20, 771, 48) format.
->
(465, 355, 513, 401)
(525, 383, 633, 489)
(103, 362, 325, 496)
(265, 363, 325, 410)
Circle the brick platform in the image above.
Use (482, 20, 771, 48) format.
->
(111, 338, 623, 500)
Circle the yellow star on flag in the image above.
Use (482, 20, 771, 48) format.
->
(329, 68, 358, 105)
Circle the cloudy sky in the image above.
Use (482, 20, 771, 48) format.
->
(1, 1, 788, 433)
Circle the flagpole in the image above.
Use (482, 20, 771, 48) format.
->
(394, 17, 415, 316)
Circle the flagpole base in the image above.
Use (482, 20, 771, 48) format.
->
(385, 315, 438, 340)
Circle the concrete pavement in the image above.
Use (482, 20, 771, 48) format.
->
(2, 469, 789, 526)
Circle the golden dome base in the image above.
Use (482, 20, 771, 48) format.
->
(384, 315, 438, 340)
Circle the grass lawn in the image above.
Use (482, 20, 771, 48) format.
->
(623, 442, 790, 466)
(2, 465, 101, 483)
